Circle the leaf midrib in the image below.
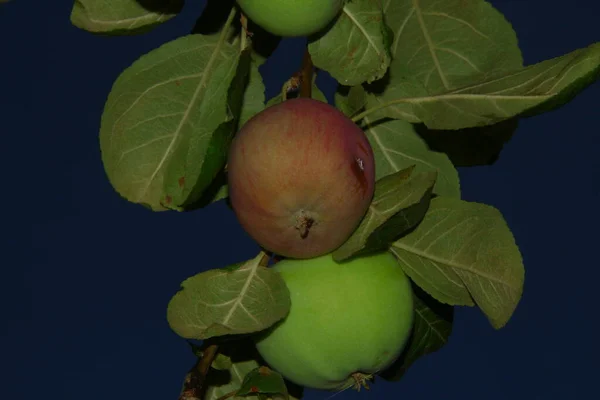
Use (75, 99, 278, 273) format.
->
(412, 0, 449, 89)
(136, 35, 228, 201)
(392, 240, 519, 291)
(221, 265, 260, 327)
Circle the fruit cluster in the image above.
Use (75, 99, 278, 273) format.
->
(227, 96, 415, 390)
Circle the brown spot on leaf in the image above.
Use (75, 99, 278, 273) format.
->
(258, 366, 272, 376)
(175, 80, 181, 86)
(178, 176, 185, 188)
(250, 386, 260, 393)
(164, 195, 172, 205)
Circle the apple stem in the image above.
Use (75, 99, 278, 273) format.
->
(178, 343, 220, 400)
(298, 47, 314, 99)
(239, 13, 252, 51)
(281, 46, 314, 101)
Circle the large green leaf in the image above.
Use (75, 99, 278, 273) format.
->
(100, 33, 240, 211)
(308, 0, 391, 86)
(361, 115, 460, 198)
(383, 0, 522, 93)
(369, 42, 600, 129)
(70, 0, 183, 35)
(163, 46, 251, 211)
(390, 197, 525, 329)
(167, 253, 291, 340)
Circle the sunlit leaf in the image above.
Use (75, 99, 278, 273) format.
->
(383, 0, 522, 93)
(70, 0, 183, 35)
(371, 42, 600, 129)
(309, 0, 391, 85)
(390, 197, 525, 329)
(167, 253, 291, 339)
(100, 34, 240, 211)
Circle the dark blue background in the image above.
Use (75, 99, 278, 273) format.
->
(4, 0, 599, 399)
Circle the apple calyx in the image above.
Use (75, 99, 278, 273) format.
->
(294, 210, 316, 239)
(347, 372, 373, 391)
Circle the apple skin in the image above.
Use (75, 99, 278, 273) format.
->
(254, 252, 414, 391)
(237, 0, 344, 37)
(227, 98, 375, 259)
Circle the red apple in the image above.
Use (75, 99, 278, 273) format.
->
(227, 98, 375, 259)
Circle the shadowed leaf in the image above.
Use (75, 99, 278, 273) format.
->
(362, 116, 460, 198)
(333, 167, 437, 261)
(379, 285, 453, 381)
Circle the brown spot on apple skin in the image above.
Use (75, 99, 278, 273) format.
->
(350, 157, 368, 195)
(356, 141, 370, 158)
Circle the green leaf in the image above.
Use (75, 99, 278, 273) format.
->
(390, 197, 525, 329)
(334, 84, 367, 118)
(361, 116, 460, 198)
(99, 34, 240, 211)
(163, 46, 251, 211)
(308, 0, 391, 85)
(204, 341, 262, 400)
(167, 253, 291, 340)
(383, 0, 522, 93)
(237, 367, 288, 399)
(371, 42, 600, 129)
(211, 353, 233, 371)
(239, 57, 266, 129)
(333, 167, 436, 261)
(379, 285, 453, 381)
(70, 0, 183, 35)
(207, 176, 229, 205)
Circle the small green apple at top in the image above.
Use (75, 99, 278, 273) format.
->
(254, 251, 414, 391)
(236, 0, 345, 37)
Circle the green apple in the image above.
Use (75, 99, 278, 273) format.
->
(254, 252, 414, 391)
(237, 0, 345, 37)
